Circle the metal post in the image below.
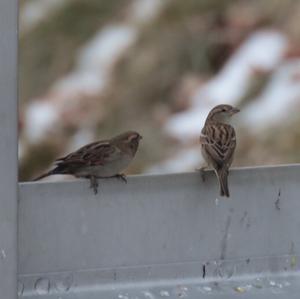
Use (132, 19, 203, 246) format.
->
(0, 0, 18, 297)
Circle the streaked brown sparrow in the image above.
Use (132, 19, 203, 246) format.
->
(34, 131, 142, 194)
(200, 104, 239, 197)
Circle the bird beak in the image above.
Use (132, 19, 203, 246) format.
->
(230, 108, 240, 115)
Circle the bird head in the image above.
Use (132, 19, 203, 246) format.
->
(116, 131, 142, 155)
(206, 104, 240, 123)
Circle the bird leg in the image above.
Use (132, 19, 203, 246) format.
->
(115, 173, 127, 183)
(196, 166, 208, 182)
(88, 175, 99, 194)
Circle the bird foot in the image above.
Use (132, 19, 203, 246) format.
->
(88, 176, 99, 194)
(115, 173, 127, 183)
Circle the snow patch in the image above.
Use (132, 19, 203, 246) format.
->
(130, 0, 167, 24)
(24, 101, 59, 143)
(20, 0, 70, 33)
(165, 30, 288, 140)
(194, 30, 287, 104)
(243, 59, 300, 129)
(53, 25, 138, 95)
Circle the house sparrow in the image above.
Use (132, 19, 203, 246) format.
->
(34, 131, 142, 194)
(200, 104, 239, 197)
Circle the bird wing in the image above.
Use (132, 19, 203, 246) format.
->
(200, 123, 236, 168)
(55, 141, 121, 167)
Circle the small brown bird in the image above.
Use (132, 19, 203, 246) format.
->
(34, 131, 142, 194)
(200, 104, 239, 197)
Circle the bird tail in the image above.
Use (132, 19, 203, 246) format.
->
(216, 168, 230, 197)
(33, 165, 65, 181)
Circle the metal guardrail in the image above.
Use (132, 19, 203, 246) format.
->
(0, 0, 18, 298)
(18, 165, 300, 298)
(1, 2, 299, 298)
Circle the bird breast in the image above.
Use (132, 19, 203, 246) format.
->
(75, 154, 133, 177)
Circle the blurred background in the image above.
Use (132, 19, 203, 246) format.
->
(19, 0, 300, 181)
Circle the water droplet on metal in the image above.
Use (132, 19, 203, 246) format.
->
(159, 290, 170, 297)
(55, 273, 73, 292)
(269, 280, 276, 286)
(197, 285, 213, 294)
(18, 281, 24, 296)
(0, 249, 6, 259)
(118, 294, 129, 299)
(143, 291, 156, 299)
(253, 284, 263, 289)
(234, 286, 246, 293)
(175, 286, 188, 298)
(277, 283, 283, 288)
(252, 278, 263, 289)
(34, 278, 50, 295)
(215, 198, 219, 206)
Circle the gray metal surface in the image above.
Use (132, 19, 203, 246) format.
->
(18, 165, 300, 298)
(0, 0, 18, 297)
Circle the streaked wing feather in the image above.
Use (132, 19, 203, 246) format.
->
(55, 141, 118, 167)
(201, 123, 236, 167)
(55, 141, 104, 162)
(87, 144, 120, 166)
